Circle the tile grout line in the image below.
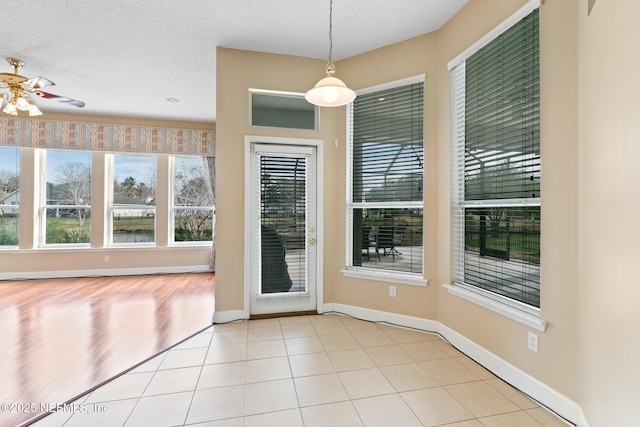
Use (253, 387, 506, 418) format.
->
(180, 328, 215, 426)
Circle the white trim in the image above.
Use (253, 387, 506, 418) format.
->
(248, 88, 306, 98)
(324, 303, 439, 333)
(0, 265, 211, 281)
(463, 197, 541, 208)
(447, 0, 541, 70)
(577, 407, 590, 427)
(323, 303, 580, 426)
(440, 323, 579, 425)
(212, 310, 248, 324)
(253, 144, 314, 156)
(341, 269, 428, 287)
(355, 74, 426, 96)
(349, 201, 424, 209)
(443, 283, 547, 332)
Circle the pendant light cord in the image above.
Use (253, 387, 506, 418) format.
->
(328, 0, 334, 64)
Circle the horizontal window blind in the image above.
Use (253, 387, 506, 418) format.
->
(451, 8, 540, 308)
(259, 155, 307, 294)
(464, 9, 540, 201)
(352, 83, 424, 203)
(349, 81, 424, 275)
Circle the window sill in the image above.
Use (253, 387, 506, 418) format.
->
(341, 268, 428, 287)
(443, 283, 547, 332)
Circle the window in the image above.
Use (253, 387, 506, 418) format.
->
(250, 90, 318, 130)
(347, 79, 424, 276)
(172, 156, 214, 243)
(111, 155, 156, 244)
(0, 147, 19, 247)
(43, 150, 91, 245)
(450, 7, 540, 308)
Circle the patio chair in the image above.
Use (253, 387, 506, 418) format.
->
(362, 224, 373, 260)
(376, 225, 396, 260)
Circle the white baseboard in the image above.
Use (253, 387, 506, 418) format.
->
(577, 407, 590, 427)
(325, 303, 440, 333)
(439, 323, 579, 425)
(211, 310, 248, 324)
(324, 302, 580, 426)
(0, 266, 212, 281)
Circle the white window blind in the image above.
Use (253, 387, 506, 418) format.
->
(348, 80, 424, 275)
(451, 8, 540, 308)
(259, 154, 308, 293)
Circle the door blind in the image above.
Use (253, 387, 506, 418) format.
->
(259, 155, 307, 294)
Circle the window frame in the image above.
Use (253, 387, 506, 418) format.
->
(343, 76, 427, 287)
(447, 0, 545, 329)
(170, 155, 215, 246)
(0, 146, 20, 248)
(39, 149, 92, 247)
(108, 153, 157, 247)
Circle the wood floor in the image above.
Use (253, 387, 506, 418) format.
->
(0, 273, 215, 427)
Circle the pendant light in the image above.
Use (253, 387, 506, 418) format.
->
(305, 0, 356, 107)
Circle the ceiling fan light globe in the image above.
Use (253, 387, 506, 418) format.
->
(28, 102, 43, 117)
(305, 76, 356, 107)
(3, 101, 18, 115)
(15, 96, 29, 111)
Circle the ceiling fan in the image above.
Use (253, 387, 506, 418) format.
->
(0, 57, 85, 117)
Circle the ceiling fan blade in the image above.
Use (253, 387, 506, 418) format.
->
(34, 90, 85, 108)
(24, 76, 55, 89)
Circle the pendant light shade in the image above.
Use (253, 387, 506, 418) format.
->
(305, 63, 356, 107)
(305, 0, 356, 107)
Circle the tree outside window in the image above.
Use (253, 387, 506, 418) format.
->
(0, 147, 19, 246)
(173, 157, 213, 243)
(44, 150, 91, 245)
(111, 155, 156, 244)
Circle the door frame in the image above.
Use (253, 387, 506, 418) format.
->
(243, 135, 324, 317)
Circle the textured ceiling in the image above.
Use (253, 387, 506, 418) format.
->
(1, 0, 467, 123)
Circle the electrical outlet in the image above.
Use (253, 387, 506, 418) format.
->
(104, 255, 110, 262)
(528, 332, 538, 352)
(389, 285, 397, 298)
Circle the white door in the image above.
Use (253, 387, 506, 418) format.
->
(248, 142, 319, 315)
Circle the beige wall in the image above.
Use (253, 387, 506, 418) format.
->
(578, 0, 640, 423)
(214, 48, 341, 312)
(436, 0, 581, 402)
(333, 35, 440, 320)
(213, 0, 640, 422)
(214, 0, 580, 398)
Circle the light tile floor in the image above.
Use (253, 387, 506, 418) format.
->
(30, 314, 570, 427)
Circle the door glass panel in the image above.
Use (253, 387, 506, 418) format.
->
(259, 155, 307, 294)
